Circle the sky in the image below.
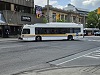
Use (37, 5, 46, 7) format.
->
(34, 0, 100, 11)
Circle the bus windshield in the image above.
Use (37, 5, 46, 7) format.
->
(22, 29, 30, 34)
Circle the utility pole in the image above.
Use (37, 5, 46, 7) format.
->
(83, 14, 86, 28)
(47, 0, 49, 23)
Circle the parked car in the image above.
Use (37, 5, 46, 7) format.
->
(94, 32, 100, 36)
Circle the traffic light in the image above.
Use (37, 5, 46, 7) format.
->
(97, 7, 100, 14)
(36, 14, 40, 18)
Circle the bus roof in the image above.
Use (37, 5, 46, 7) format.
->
(84, 28, 99, 30)
(46, 22, 77, 24)
(23, 23, 83, 28)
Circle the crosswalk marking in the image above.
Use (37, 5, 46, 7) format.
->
(84, 50, 100, 59)
(88, 40, 100, 42)
(81, 38, 100, 42)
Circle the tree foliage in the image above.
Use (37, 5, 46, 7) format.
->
(86, 9, 100, 29)
(43, 18, 47, 23)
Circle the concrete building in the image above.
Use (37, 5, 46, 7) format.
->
(0, 0, 44, 37)
(64, 4, 89, 27)
(43, 4, 89, 26)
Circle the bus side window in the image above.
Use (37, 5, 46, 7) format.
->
(46, 29, 50, 34)
(44, 29, 47, 34)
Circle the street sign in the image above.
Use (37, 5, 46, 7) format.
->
(35, 5, 42, 18)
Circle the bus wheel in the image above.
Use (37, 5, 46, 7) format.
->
(35, 36, 42, 41)
(67, 35, 73, 40)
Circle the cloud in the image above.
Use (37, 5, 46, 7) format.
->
(70, 0, 100, 11)
(34, 0, 63, 9)
(34, 0, 100, 11)
(50, 0, 64, 9)
(82, 0, 91, 5)
(34, 0, 47, 7)
(50, 0, 58, 5)
(34, 0, 58, 7)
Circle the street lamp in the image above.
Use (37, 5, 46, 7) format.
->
(85, 22, 87, 27)
(90, 23, 94, 28)
(90, 23, 93, 26)
(90, 23, 94, 35)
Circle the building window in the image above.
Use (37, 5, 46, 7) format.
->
(73, 16, 76, 23)
(52, 13, 56, 22)
(14, 4, 31, 13)
(0, 12, 6, 23)
(0, 1, 10, 11)
(61, 14, 64, 20)
(65, 15, 68, 22)
(79, 18, 81, 23)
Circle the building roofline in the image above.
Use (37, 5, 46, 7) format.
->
(43, 5, 80, 14)
(76, 8, 89, 13)
(43, 6, 67, 13)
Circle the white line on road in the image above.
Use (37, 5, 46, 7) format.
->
(56, 49, 100, 66)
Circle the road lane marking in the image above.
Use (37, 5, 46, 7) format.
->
(56, 49, 100, 66)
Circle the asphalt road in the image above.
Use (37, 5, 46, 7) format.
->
(0, 36, 100, 75)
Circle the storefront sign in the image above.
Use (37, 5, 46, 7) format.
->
(21, 16, 31, 22)
(35, 5, 42, 15)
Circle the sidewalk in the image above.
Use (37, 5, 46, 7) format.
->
(0, 38, 18, 42)
(15, 66, 100, 75)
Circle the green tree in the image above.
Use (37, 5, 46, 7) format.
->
(43, 18, 47, 23)
(86, 9, 100, 29)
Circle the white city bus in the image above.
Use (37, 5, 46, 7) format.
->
(19, 22, 84, 41)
